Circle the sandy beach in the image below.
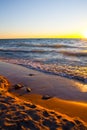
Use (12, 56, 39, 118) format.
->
(1, 0, 87, 129)
(0, 61, 87, 129)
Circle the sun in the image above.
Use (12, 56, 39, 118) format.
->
(82, 31, 87, 38)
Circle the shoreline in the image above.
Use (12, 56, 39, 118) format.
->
(0, 61, 87, 102)
(1, 58, 87, 84)
(0, 61, 87, 124)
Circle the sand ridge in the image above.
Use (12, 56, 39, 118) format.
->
(0, 76, 87, 130)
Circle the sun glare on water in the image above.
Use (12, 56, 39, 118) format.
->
(82, 31, 87, 39)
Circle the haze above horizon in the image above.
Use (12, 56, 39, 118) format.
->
(0, 0, 87, 39)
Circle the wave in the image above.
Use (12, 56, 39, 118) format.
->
(30, 49, 48, 53)
(0, 44, 78, 55)
(60, 50, 87, 57)
(16, 43, 77, 49)
(0, 48, 29, 53)
(0, 48, 54, 54)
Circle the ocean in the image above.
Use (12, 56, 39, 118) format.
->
(0, 38, 87, 83)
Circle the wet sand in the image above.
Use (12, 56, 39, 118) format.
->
(0, 61, 87, 102)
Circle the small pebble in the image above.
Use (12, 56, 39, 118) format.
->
(42, 95, 52, 100)
(28, 74, 34, 76)
(26, 87, 31, 92)
(14, 84, 23, 90)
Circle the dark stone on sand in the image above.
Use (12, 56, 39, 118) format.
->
(28, 74, 34, 76)
(26, 87, 31, 92)
(42, 95, 52, 100)
(14, 84, 24, 90)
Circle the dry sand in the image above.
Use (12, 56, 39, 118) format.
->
(17, 94, 87, 123)
(0, 61, 87, 129)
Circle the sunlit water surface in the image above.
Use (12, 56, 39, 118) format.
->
(0, 38, 87, 83)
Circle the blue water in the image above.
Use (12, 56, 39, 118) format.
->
(0, 38, 87, 83)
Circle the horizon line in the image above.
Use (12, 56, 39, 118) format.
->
(0, 37, 82, 40)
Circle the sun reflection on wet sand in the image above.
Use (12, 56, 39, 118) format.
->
(75, 82, 87, 92)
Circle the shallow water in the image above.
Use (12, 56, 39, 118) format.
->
(0, 38, 87, 83)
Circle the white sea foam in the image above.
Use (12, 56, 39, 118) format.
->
(0, 57, 87, 84)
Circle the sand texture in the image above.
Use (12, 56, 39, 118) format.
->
(0, 76, 87, 130)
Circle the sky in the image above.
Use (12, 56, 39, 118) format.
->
(0, 0, 87, 38)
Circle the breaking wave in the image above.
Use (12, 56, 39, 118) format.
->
(0, 58, 87, 84)
(60, 50, 87, 57)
